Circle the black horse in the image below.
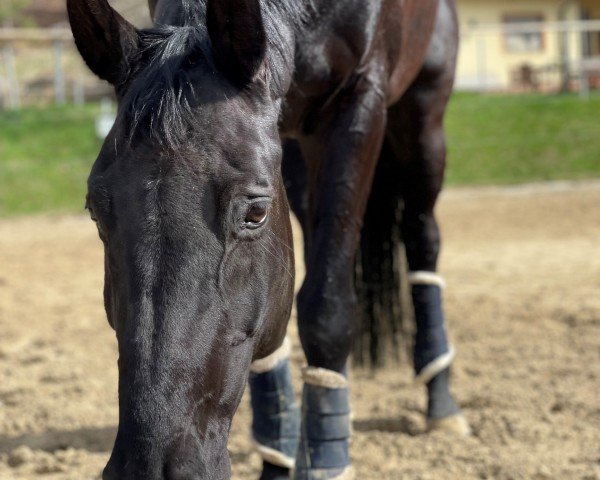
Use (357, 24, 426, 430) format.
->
(67, 0, 468, 478)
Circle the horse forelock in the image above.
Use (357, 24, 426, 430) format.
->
(121, 25, 209, 148)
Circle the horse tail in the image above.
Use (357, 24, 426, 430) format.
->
(353, 141, 408, 367)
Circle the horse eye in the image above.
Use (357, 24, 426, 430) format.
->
(244, 202, 269, 229)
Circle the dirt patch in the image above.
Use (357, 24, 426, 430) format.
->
(0, 185, 599, 479)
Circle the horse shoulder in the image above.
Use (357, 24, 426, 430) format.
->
(281, 0, 448, 132)
(280, 1, 384, 133)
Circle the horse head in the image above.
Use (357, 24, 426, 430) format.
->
(67, 0, 294, 477)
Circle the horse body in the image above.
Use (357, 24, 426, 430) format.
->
(67, 0, 466, 478)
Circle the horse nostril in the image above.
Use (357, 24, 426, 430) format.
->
(102, 464, 118, 480)
(164, 465, 203, 480)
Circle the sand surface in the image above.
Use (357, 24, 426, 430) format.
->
(0, 183, 599, 479)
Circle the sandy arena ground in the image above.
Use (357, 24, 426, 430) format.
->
(0, 182, 599, 480)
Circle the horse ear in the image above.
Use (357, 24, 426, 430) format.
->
(67, 0, 139, 86)
(206, 0, 267, 86)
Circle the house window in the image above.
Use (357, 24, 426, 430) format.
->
(503, 14, 545, 53)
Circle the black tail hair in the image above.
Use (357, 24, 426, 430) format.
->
(353, 143, 411, 367)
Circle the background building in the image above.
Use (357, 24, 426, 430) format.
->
(456, 0, 600, 91)
(3, 0, 600, 106)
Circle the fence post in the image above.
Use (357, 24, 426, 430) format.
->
(3, 44, 21, 109)
(73, 74, 85, 105)
(580, 63, 590, 100)
(476, 33, 487, 91)
(53, 39, 66, 104)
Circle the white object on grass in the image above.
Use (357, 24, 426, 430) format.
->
(95, 98, 116, 139)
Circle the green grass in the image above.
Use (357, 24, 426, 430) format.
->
(1, 93, 600, 217)
(445, 92, 600, 185)
(0, 104, 100, 217)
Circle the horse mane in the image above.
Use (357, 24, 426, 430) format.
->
(121, 0, 314, 148)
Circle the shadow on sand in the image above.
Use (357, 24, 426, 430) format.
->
(0, 426, 116, 454)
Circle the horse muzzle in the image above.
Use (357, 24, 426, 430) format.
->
(103, 431, 230, 480)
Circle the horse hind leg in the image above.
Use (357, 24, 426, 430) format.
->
(386, 1, 469, 436)
(389, 103, 470, 435)
(282, 139, 309, 233)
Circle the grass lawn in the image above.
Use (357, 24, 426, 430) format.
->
(0, 104, 101, 217)
(445, 92, 600, 185)
(1, 93, 600, 217)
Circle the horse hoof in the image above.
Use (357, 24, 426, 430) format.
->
(259, 461, 291, 480)
(426, 412, 471, 436)
(332, 466, 355, 480)
(294, 466, 355, 480)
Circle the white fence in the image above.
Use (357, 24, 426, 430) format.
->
(0, 28, 110, 109)
(3, 21, 600, 108)
(457, 20, 600, 96)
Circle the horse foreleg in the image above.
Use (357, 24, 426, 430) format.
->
(249, 337, 300, 480)
(294, 78, 387, 480)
